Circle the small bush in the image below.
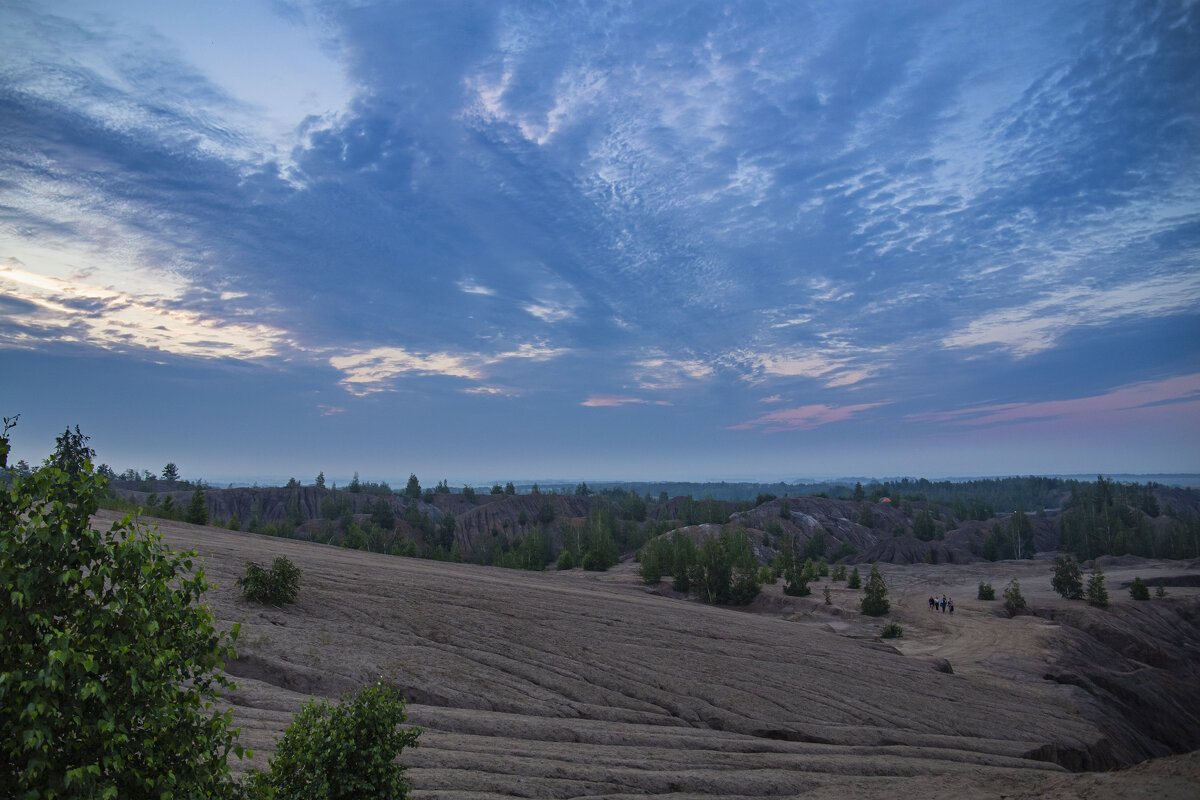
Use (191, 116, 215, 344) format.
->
(1155, 584, 1168, 598)
(880, 621, 903, 639)
(847, 566, 861, 589)
(556, 549, 576, 571)
(1002, 577, 1026, 615)
(1130, 576, 1150, 601)
(248, 683, 420, 799)
(238, 556, 301, 605)
(977, 581, 995, 601)
(823, 585, 832, 605)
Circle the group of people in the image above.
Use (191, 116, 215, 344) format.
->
(929, 594, 954, 613)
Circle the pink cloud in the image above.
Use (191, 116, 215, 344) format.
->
(731, 402, 882, 432)
(581, 394, 671, 407)
(907, 373, 1200, 427)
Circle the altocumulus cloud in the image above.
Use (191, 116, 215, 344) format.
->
(329, 343, 568, 396)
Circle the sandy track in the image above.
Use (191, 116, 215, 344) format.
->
(105, 512, 1200, 799)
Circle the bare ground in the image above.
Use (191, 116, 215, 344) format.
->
(104, 511, 1200, 799)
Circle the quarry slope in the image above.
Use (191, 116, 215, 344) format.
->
(107, 511, 1200, 800)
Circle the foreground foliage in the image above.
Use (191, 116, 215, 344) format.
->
(248, 683, 421, 800)
(0, 419, 245, 799)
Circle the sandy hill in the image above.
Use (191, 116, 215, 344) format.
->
(105, 510, 1200, 799)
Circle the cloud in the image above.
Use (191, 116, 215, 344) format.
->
(581, 395, 671, 408)
(0, 266, 292, 360)
(942, 274, 1200, 358)
(759, 395, 783, 404)
(906, 373, 1200, 428)
(730, 344, 879, 389)
(731, 402, 883, 433)
(318, 404, 345, 416)
(633, 354, 715, 390)
(457, 279, 496, 296)
(464, 385, 519, 397)
(523, 301, 574, 323)
(329, 342, 568, 396)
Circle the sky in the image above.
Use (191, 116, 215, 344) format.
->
(1, 0, 1198, 485)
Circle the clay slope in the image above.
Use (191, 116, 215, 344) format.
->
(105, 511, 1200, 799)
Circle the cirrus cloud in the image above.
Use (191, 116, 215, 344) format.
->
(731, 402, 884, 433)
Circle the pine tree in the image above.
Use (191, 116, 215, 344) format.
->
(859, 564, 890, 616)
(847, 566, 861, 589)
(185, 485, 208, 525)
(1130, 576, 1150, 601)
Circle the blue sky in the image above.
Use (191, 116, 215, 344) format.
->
(2, 0, 1198, 484)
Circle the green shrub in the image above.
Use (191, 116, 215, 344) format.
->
(1051, 554, 1083, 599)
(238, 556, 302, 605)
(1002, 577, 1026, 615)
(1130, 576, 1150, 601)
(823, 584, 832, 605)
(859, 564, 890, 616)
(0, 419, 245, 797)
(977, 581, 995, 600)
(556, 549, 576, 571)
(1155, 584, 1168, 598)
(847, 566, 861, 589)
(880, 621, 903, 639)
(248, 683, 421, 799)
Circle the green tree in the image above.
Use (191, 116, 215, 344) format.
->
(823, 584, 832, 605)
(1130, 576, 1150, 601)
(405, 473, 421, 500)
(349, 472, 362, 493)
(1051, 554, 1083, 599)
(858, 503, 875, 528)
(505, 482, 516, 495)
(0, 420, 245, 797)
(162, 462, 180, 482)
(238, 557, 302, 605)
(977, 581, 995, 601)
(437, 512, 456, 550)
(847, 566, 861, 589)
(853, 482, 865, 502)
(371, 498, 396, 531)
(1003, 577, 1027, 615)
(249, 683, 420, 799)
(556, 550, 575, 571)
(316, 471, 326, 488)
(859, 564, 890, 616)
(1086, 567, 1109, 607)
(186, 484, 209, 525)
(47, 424, 94, 479)
(1009, 508, 1034, 559)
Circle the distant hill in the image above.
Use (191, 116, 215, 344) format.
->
(104, 477, 1200, 569)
